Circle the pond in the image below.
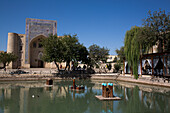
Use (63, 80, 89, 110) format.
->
(0, 80, 170, 113)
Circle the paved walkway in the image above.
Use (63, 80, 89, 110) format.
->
(91, 74, 170, 88)
(0, 68, 170, 88)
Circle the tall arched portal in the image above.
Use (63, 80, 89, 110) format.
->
(29, 35, 46, 68)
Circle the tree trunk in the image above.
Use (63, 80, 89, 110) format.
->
(163, 39, 165, 52)
(130, 66, 133, 76)
(68, 63, 70, 71)
(3, 63, 6, 68)
(64, 61, 70, 71)
(64, 62, 68, 71)
(54, 62, 60, 71)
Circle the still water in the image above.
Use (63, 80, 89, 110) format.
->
(0, 80, 170, 113)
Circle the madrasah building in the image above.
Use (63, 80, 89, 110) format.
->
(7, 18, 65, 69)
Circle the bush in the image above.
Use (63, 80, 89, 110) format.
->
(107, 63, 112, 71)
(114, 63, 121, 73)
(96, 64, 99, 68)
(87, 68, 95, 74)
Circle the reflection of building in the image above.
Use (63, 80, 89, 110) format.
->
(19, 88, 29, 113)
(102, 101, 113, 113)
(7, 18, 65, 69)
(0, 82, 70, 113)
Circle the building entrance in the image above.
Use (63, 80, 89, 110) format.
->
(38, 60, 44, 68)
(29, 35, 46, 68)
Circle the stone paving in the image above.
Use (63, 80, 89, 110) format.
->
(91, 74, 170, 88)
(0, 68, 170, 88)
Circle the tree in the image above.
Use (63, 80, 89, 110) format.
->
(42, 34, 88, 71)
(142, 9, 170, 52)
(113, 57, 118, 63)
(113, 63, 121, 73)
(124, 26, 141, 79)
(107, 63, 112, 71)
(41, 34, 65, 71)
(88, 44, 109, 67)
(75, 44, 89, 64)
(115, 46, 125, 63)
(123, 10, 169, 79)
(62, 34, 88, 70)
(0, 52, 18, 68)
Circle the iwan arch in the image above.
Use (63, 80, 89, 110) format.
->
(7, 18, 64, 69)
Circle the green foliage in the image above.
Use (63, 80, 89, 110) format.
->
(113, 57, 118, 63)
(114, 63, 121, 73)
(86, 57, 95, 68)
(123, 9, 169, 79)
(137, 27, 155, 54)
(167, 33, 170, 51)
(62, 34, 88, 70)
(96, 64, 99, 68)
(142, 9, 170, 52)
(107, 63, 112, 71)
(88, 44, 109, 68)
(42, 34, 88, 71)
(76, 44, 89, 64)
(115, 46, 125, 63)
(41, 34, 65, 70)
(124, 26, 141, 79)
(0, 52, 18, 68)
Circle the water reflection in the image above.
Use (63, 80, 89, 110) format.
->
(102, 101, 113, 113)
(114, 82, 170, 113)
(0, 80, 170, 113)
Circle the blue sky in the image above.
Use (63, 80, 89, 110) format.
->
(0, 0, 169, 55)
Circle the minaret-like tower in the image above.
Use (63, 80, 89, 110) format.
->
(7, 33, 19, 68)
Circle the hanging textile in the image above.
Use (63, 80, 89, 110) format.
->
(167, 56, 170, 75)
(138, 62, 141, 75)
(127, 66, 131, 73)
(160, 69, 163, 75)
(124, 61, 127, 73)
(153, 58, 159, 68)
(142, 59, 146, 74)
(161, 57, 167, 75)
(142, 59, 146, 67)
(147, 59, 152, 74)
(147, 59, 152, 67)
(161, 58, 166, 67)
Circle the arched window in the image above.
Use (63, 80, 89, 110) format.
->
(38, 52, 43, 60)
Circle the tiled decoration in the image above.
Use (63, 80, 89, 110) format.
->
(25, 18, 57, 63)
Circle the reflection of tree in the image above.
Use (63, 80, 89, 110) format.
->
(148, 92, 170, 112)
(0, 81, 170, 113)
(116, 86, 170, 113)
(114, 85, 124, 96)
(26, 80, 97, 113)
(80, 85, 102, 113)
(117, 86, 149, 113)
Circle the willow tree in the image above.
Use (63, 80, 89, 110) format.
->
(124, 26, 141, 79)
